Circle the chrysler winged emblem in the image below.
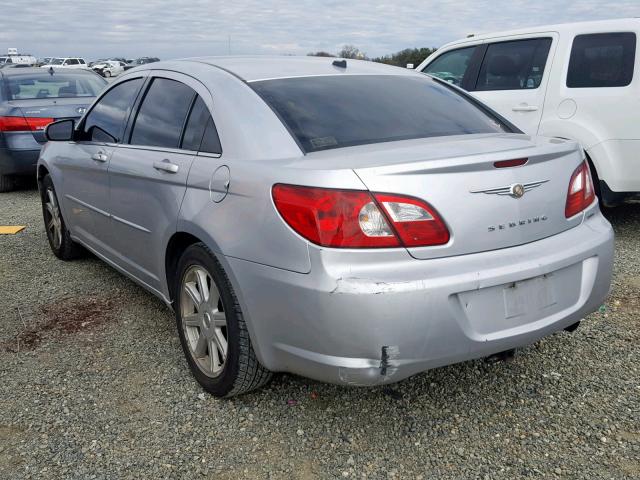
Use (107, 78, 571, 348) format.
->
(470, 180, 549, 199)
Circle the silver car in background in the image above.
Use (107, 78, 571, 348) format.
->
(37, 57, 614, 397)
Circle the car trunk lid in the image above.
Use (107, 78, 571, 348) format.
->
(335, 134, 585, 259)
(8, 98, 93, 143)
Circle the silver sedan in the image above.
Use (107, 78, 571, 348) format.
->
(37, 57, 614, 397)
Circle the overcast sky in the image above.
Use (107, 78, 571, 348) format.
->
(2, 0, 639, 60)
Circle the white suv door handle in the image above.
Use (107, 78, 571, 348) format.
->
(512, 104, 539, 112)
(153, 160, 179, 174)
(91, 152, 108, 162)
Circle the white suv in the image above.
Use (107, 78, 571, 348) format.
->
(40, 58, 89, 69)
(417, 19, 639, 206)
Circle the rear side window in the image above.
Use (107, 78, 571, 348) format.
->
(567, 33, 636, 88)
(422, 46, 477, 87)
(83, 78, 144, 142)
(475, 38, 552, 91)
(130, 78, 195, 149)
(252, 75, 509, 153)
(181, 96, 222, 153)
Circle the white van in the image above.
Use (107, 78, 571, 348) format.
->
(417, 19, 639, 206)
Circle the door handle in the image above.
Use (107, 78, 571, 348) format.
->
(153, 160, 179, 174)
(91, 152, 108, 162)
(512, 104, 539, 112)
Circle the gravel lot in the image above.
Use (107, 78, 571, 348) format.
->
(0, 185, 638, 479)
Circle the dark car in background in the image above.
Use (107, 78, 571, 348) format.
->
(0, 68, 106, 191)
(123, 57, 160, 70)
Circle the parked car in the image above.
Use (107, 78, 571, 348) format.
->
(92, 60, 125, 78)
(40, 58, 89, 70)
(38, 57, 613, 397)
(0, 52, 37, 67)
(0, 68, 107, 191)
(123, 57, 160, 70)
(417, 19, 640, 206)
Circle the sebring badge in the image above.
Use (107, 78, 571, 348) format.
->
(470, 180, 549, 199)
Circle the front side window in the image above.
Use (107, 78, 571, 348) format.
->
(252, 75, 509, 153)
(567, 32, 636, 88)
(422, 46, 477, 87)
(129, 78, 195, 149)
(67, 59, 79, 66)
(83, 78, 144, 142)
(51, 58, 64, 65)
(475, 38, 552, 91)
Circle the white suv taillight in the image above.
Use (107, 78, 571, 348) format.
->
(565, 161, 596, 218)
(272, 184, 450, 248)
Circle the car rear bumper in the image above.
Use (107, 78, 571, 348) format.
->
(0, 147, 39, 176)
(226, 207, 614, 386)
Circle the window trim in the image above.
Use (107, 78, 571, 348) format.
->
(470, 36, 554, 92)
(566, 31, 637, 89)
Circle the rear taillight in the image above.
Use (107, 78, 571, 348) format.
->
(565, 161, 596, 218)
(272, 184, 450, 248)
(0, 116, 54, 132)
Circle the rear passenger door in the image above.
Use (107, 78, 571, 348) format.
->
(471, 36, 556, 135)
(106, 73, 214, 293)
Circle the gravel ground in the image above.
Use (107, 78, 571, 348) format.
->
(0, 186, 638, 479)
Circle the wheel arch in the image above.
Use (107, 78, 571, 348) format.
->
(164, 227, 268, 367)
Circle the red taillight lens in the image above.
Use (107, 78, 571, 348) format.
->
(272, 184, 450, 248)
(0, 116, 54, 132)
(565, 161, 596, 218)
(374, 193, 450, 247)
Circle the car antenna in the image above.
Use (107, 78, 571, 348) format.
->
(332, 59, 347, 68)
(48, 67, 54, 76)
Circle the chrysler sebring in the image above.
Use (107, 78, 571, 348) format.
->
(37, 57, 614, 397)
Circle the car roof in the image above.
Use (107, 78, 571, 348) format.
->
(175, 55, 415, 82)
(439, 18, 640, 49)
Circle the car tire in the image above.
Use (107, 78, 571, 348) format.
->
(0, 174, 15, 192)
(40, 174, 83, 260)
(174, 243, 272, 397)
(104, 70, 111, 78)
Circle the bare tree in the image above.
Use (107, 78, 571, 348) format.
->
(336, 45, 366, 60)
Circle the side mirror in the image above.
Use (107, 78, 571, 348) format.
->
(45, 119, 75, 141)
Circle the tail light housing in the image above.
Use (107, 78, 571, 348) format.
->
(272, 184, 450, 248)
(565, 161, 596, 218)
(0, 116, 54, 132)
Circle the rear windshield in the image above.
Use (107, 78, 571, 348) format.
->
(252, 74, 510, 152)
(3, 73, 106, 100)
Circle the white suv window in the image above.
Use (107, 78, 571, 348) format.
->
(475, 38, 552, 91)
(567, 32, 636, 88)
(422, 46, 477, 87)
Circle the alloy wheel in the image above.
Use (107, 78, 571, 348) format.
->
(180, 265, 228, 377)
(44, 188, 63, 250)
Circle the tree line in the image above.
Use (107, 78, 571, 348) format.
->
(308, 45, 437, 68)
